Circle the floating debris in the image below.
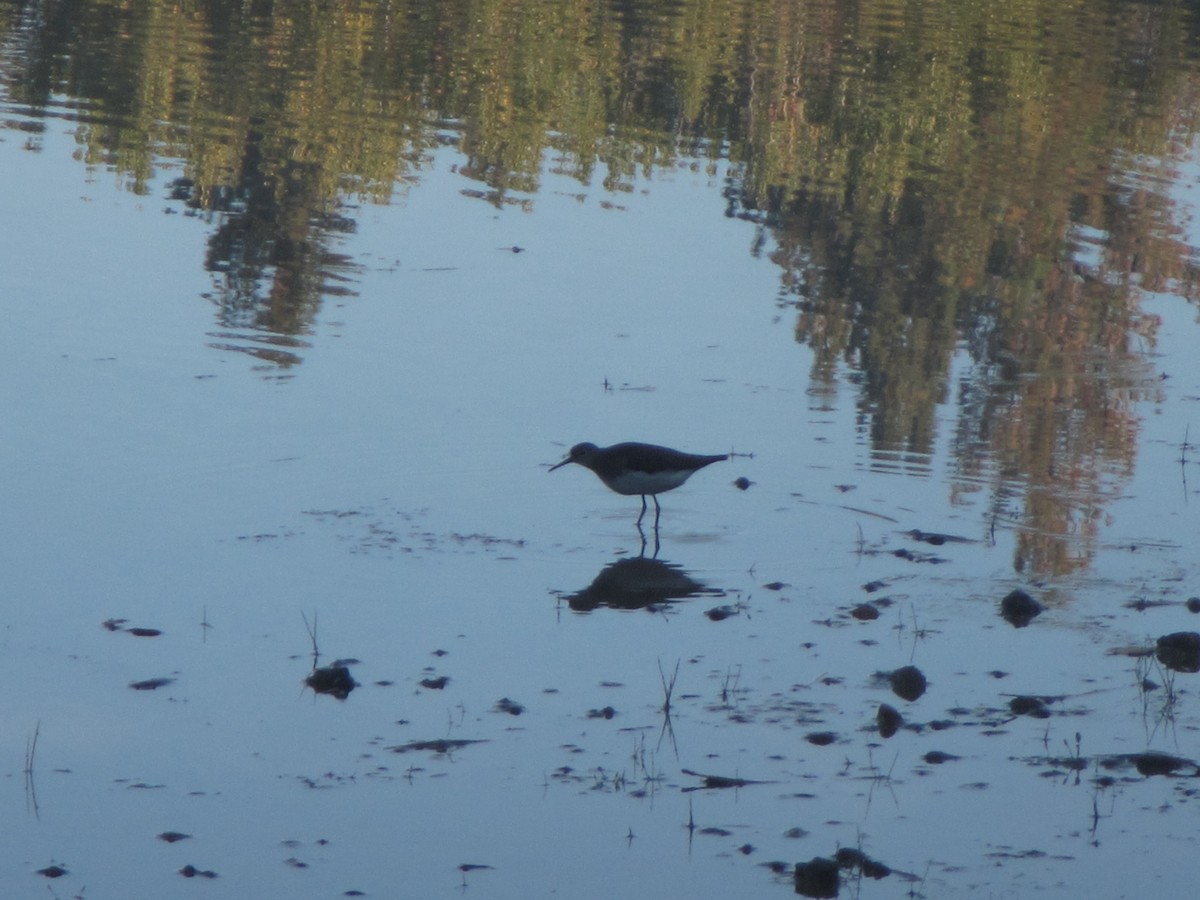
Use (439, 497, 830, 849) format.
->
(157, 831, 191, 843)
(127, 627, 163, 637)
(306, 665, 356, 700)
(179, 865, 218, 879)
(419, 676, 449, 690)
(733, 476, 753, 490)
(586, 706, 616, 719)
(102, 618, 128, 631)
(892, 548, 947, 564)
(904, 529, 974, 546)
(494, 697, 524, 716)
(1000, 589, 1042, 628)
(36, 865, 67, 878)
(681, 768, 768, 790)
(388, 739, 485, 755)
(130, 677, 174, 691)
(805, 731, 837, 746)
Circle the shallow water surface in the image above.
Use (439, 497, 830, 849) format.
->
(3, 1, 1200, 898)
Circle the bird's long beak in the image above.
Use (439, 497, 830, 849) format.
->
(549, 456, 572, 472)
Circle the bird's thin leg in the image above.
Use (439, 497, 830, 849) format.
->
(653, 495, 662, 531)
(636, 494, 648, 527)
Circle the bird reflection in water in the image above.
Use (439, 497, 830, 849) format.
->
(564, 555, 724, 613)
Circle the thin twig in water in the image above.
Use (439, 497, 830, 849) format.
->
(719, 664, 742, 707)
(301, 610, 320, 668)
(658, 658, 679, 716)
(24, 721, 39, 775)
(24, 721, 40, 816)
(1180, 424, 1191, 502)
(656, 659, 681, 758)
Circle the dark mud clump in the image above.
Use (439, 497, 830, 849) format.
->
(923, 750, 958, 764)
(793, 857, 839, 898)
(877, 703, 903, 738)
(494, 697, 524, 715)
(1009, 696, 1051, 718)
(889, 665, 927, 702)
(834, 847, 891, 879)
(1156, 632, 1200, 673)
(1127, 752, 1199, 777)
(305, 665, 356, 700)
(1000, 589, 1042, 627)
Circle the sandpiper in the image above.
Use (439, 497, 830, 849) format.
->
(549, 441, 728, 526)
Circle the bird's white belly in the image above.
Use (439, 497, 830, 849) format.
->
(602, 469, 691, 496)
